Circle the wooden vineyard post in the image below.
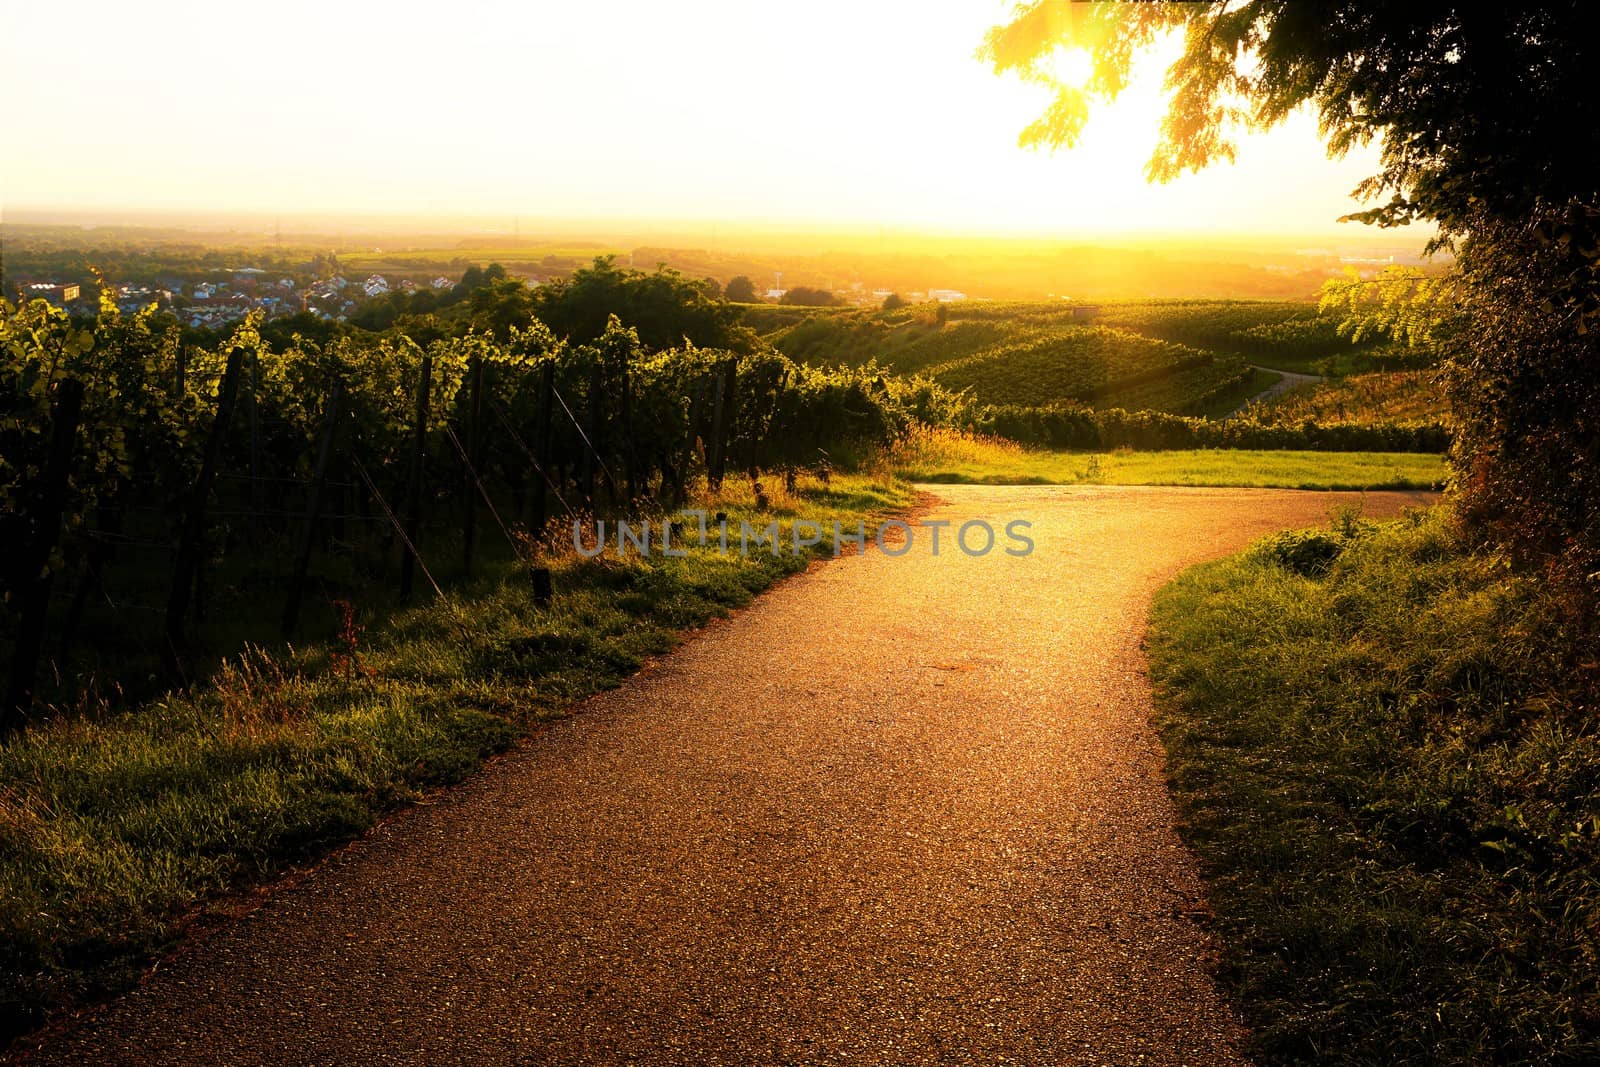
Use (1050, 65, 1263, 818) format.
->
(706, 364, 727, 491)
(164, 347, 245, 682)
(749, 364, 781, 479)
(248, 348, 261, 546)
(707, 358, 736, 491)
(724, 359, 739, 482)
(462, 356, 485, 573)
(581, 362, 604, 510)
(673, 378, 707, 506)
(620, 365, 639, 506)
(593, 362, 610, 504)
(3, 378, 84, 737)
(281, 380, 343, 638)
(58, 499, 121, 667)
(399, 355, 433, 602)
(530, 566, 553, 608)
(768, 368, 796, 491)
(531, 359, 555, 536)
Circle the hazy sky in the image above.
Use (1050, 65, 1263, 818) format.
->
(3, 1, 1389, 236)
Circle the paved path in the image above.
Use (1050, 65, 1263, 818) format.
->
(24, 486, 1432, 1066)
(1228, 365, 1323, 417)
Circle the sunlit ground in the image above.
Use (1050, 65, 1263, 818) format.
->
(888, 428, 1447, 491)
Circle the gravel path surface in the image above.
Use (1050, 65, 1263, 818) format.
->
(22, 485, 1432, 1066)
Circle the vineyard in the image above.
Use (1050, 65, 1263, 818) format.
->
(763, 297, 1449, 426)
(2, 276, 1456, 729)
(1247, 369, 1450, 427)
(1091, 299, 1428, 375)
(0, 291, 953, 728)
(924, 326, 1251, 413)
(772, 303, 1261, 416)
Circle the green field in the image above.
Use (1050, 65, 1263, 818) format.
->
(764, 298, 1444, 423)
(887, 427, 1447, 490)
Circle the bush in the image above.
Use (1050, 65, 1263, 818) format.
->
(967, 401, 1451, 454)
(1252, 529, 1345, 577)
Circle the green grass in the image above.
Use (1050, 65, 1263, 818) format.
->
(887, 426, 1446, 490)
(0, 473, 909, 1043)
(1147, 508, 1600, 1063)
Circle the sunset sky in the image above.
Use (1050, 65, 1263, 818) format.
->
(3, 0, 1389, 237)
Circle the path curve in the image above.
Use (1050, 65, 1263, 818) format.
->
(18, 485, 1432, 1066)
(1228, 365, 1323, 417)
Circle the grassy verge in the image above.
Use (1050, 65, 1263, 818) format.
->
(887, 426, 1447, 490)
(1147, 507, 1600, 1063)
(0, 473, 909, 1042)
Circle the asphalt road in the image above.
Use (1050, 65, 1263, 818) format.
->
(22, 485, 1433, 1066)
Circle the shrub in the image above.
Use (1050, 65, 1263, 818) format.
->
(1253, 529, 1346, 577)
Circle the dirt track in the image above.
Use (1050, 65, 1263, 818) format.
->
(23, 485, 1433, 1066)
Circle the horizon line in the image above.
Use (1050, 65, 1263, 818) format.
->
(1, 204, 1431, 248)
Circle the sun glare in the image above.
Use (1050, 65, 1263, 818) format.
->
(0, 2, 1389, 236)
(1047, 47, 1095, 89)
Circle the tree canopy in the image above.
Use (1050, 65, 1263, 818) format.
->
(724, 275, 759, 304)
(982, 1, 1600, 233)
(779, 287, 842, 308)
(531, 257, 743, 351)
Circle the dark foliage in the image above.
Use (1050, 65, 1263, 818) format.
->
(532, 257, 742, 351)
(1446, 209, 1600, 614)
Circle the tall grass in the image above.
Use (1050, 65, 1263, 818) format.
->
(1148, 508, 1600, 1063)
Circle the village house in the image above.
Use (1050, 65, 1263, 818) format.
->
(17, 282, 81, 308)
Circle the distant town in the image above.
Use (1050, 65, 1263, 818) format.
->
(11, 267, 978, 329)
(17, 268, 508, 330)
